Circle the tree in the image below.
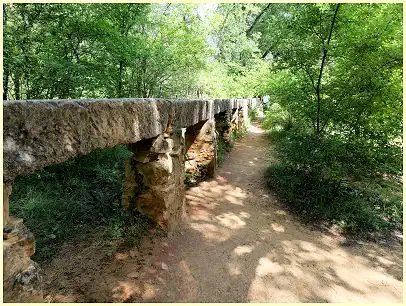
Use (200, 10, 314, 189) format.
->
(3, 3, 211, 99)
(254, 3, 402, 143)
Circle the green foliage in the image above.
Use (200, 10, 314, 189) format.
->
(248, 105, 261, 121)
(261, 103, 293, 132)
(265, 162, 402, 234)
(5, 2, 403, 243)
(3, 3, 211, 99)
(3, 3, 272, 100)
(9, 145, 154, 262)
(232, 126, 248, 141)
(265, 128, 402, 234)
(256, 3, 402, 236)
(216, 136, 227, 166)
(184, 170, 200, 186)
(256, 3, 402, 140)
(216, 132, 236, 167)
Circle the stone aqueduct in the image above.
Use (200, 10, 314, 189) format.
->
(2, 97, 258, 302)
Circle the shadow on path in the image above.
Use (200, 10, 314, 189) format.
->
(42, 123, 403, 303)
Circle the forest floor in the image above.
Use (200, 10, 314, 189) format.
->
(42, 122, 403, 303)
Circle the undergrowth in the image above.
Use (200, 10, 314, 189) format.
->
(184, 164, 209, 186)
(264, 126, 403, 236)
(10, 145, 155, 262)
(217, 126, 247, 167)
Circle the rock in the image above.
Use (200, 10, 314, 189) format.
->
(3, 229, 18, 239)
(161, 262, 169, 270)
(126, 271, 140, 278)
(185, 160, 198, 172)
(187, 152, 197, 160)
(129, 250, 139, 258)
(5, 235, 20, 243)
(133, 152, 152, 163)
(151, 135, 174, 153)
(3, 260, 43, 302)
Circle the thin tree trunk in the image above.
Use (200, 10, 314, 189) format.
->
(14, 75, 21, 100)
(141, 57, 147, 97)
(3, 69, 9, 100)
(3, 4, 9, 100)
(261, 46, 272, 59)
(118, 61, 123, 97)
(315, 3, 340, 135)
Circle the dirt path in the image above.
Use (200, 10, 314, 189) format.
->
(43, 123, 403, 303)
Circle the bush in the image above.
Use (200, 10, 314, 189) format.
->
(248, 105, 259, 121)
(264, 125, 402, 235)
(261, 103, 293, 132)
(265, 162, 402, 234)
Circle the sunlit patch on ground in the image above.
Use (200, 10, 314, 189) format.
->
(40, 123, 402, 303)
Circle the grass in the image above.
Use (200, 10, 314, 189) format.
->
(9, 145, 155, 262)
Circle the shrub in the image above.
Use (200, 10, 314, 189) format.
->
(261, 103, 293, 132)
(264, 125, 402, 235)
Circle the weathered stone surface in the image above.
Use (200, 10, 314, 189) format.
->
(3, 219, 41, 303)
(185, 120, 216, 180)
(3, 182, 12, 225)
(3, 260, 43, 303)
(215, 111, 232, 144)
(3, 98, 257, 182)
(3, 97, 257, 303)
(3, 222, 35, 280)
(122, 131, 185, 230)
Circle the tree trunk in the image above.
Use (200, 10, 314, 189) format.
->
(118, 61, 124, 97)
(14, 75, 21, 100)
(246, 3, 271, 36)
(315, 3, 340, 136)
(3, 4, 9, 100)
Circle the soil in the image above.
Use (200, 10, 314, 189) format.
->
(42, 122, 403, 303)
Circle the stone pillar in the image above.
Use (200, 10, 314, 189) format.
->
(230, 108, 239, 134)
(122, 127, 186, 231)
(184, 119, 217, 181)
(215, 111, 232, 145)
(3, 183, 43, 303)
(242, 100, 249, 127)
(238, 106, 245, 130)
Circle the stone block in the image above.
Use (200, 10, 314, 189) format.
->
(122, 133, 185, 231)
(3, 260, 43, 303)
(151, 135, 174, 153)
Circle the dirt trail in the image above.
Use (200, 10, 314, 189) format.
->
(43, 123, 403, 303)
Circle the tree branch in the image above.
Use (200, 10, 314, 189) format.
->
(315, 3, 340, 135)
(261, 45, 272, 59)
(301, 65, 317, 92)
(246, 3, 271, 36)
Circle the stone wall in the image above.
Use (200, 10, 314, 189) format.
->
(3, 97, 257, 302)
(4, 98, 256, 182)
